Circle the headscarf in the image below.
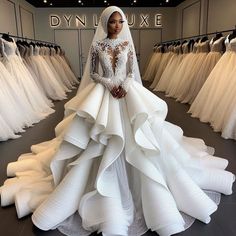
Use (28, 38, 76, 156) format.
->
(78, 6, 142, 93)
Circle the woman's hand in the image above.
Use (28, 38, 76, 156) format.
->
(110, 86, 127, 99)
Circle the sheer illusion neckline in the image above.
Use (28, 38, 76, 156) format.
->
(103, 37, 125, 75)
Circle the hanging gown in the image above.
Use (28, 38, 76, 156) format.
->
(54, 48, 79, 86)
(0, 60, 36, 136)
(150, 45, 174, 89)
(188, 35, 236, 123)
(0, 37, 234, 236)
(0, 39, 54, 125)
(28, 45, 67, 100)
(185, 37, 224, 104)
(165, 42, 192, 98)
(41, 46, 71, 93)
(142, 46, 162, 82)
(176, 40, 210, 103)
(49, 48, 76, 90)
(154, 44, 183, 92)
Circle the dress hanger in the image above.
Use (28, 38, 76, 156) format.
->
(213, 32, 223, 42)
(228, 29, 236, 42)
(2, 33, 13, 42)
(200, 36, 208, 43)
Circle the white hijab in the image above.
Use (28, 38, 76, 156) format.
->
(78, 6, 142, 93)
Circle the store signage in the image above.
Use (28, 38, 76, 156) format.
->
(49, 13, 162, 28)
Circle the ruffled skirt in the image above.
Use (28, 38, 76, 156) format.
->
(0, 81, 234, 236)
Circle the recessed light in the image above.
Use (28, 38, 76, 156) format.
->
(104, 0, 107, 2)
(166, 0, 169, 2)
(133, 0, 137, 2)
(43, 0, 47, 3)
(78, 0, 81, 3)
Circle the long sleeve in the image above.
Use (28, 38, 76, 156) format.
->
(121, 42, 134, 92)
(90, 43, 115, 91)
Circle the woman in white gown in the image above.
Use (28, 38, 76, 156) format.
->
(0, 6, 234, 236)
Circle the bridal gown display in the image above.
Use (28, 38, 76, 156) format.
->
(149, 45, 173, 89)
(54, 48, 79, 86)
(142, 45, 162, 82)
(154, 44, 183, 92)
(0, 37, 235, 236)
(41, 46, 71, 93)
(175, 40, 210, 103)
(28, 44, 67, 100)
(144, 46, 163, 82)
(183, 37, 224, 104)
(0, 38, 54, 118)
(165, 41, 193, 98)
(188, 35, 236, 125)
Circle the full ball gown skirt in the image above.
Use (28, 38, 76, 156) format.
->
(28, 47, 67, 100)
(0, 80, 234, 236)
(175, 41, 209, 103)
(0, 39, 54, 119)
(142, 48, 162, 82)
(54, 52, 79, 86)
(146, 51, 163, 83)
(150, 51, 173, 89)
(183, 37, 224, 104)
(188, 36, 236, 124)
(154, 45, 183, 92)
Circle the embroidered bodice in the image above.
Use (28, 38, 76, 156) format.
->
(0, 38, 20, 58)
(181, 43, 189, 54)
(90, 37, 134, 91)
(224, 35, 236, 52)
(198, 40, 210, 53)
(210, 37, 225, 52)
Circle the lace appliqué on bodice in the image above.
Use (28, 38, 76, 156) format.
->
(90, 37, 134, 92)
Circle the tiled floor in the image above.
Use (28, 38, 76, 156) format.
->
(0, 83, 235, 236)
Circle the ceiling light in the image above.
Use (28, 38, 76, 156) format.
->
(43, 0, 47, 3)
(104, 0, 107, 3)
(133, 0, 137, 2)
(78, 0, 81, 3)
(166, 0, 169, 2)
(50, 2, 52, 5)
(81, 2, 84, 5)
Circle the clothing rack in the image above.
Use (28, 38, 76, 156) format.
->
(160, 27, 236, 44)
(0, 32, 57, 45)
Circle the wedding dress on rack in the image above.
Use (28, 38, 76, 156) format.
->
(0, 6, 234, 236)
(184, 36, 224, 104)
(0, 38, 54, 123)
(150, 45, 174, 89)
(188, 35, 236, 124)
(142, 45, 162, 82)
(154, 44, 183, 92)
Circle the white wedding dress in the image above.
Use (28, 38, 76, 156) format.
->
(0, 37, 234, 236)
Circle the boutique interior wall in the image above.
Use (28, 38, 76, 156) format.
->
(1, 0, 236, 77)
(176, 0, 236, 38)
(0, 0, 35, 38)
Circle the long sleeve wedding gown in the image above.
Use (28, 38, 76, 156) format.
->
(0, 37, 234, 236)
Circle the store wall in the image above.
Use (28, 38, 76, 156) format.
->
(0, 0, 35, 38)
(2, 0, 236, 77)
(34, 7, 176, 43)
(176, 0, 236, 39)
(175, 0, 208, 39)
(34, 7, 176, 76)
(207, 0, 236, 33)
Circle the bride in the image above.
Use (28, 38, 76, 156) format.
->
(0, 6, 234, 236)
